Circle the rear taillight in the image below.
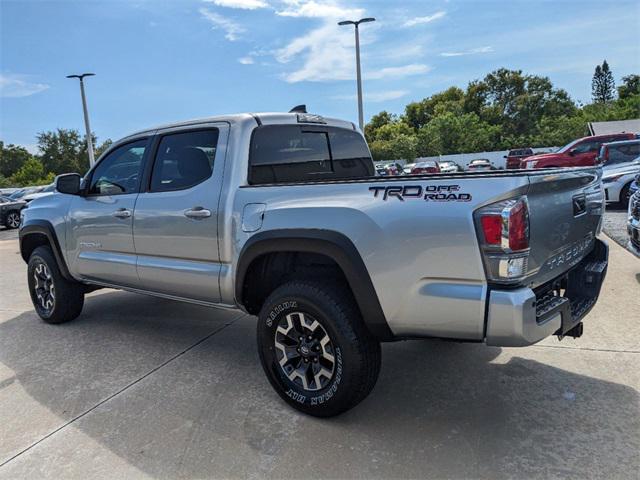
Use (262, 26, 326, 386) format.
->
(480, 215, 502, 245)
(475, 197, 530, 283)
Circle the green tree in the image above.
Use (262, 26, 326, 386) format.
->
(369, 134, 418, 161)
(10, 157, 55, 186)
(404, 87, 465, 131)
(416, 112, 498, 156)
(36, 129, 112, 175)
(618, 74, 640, 99)
(592, 60, 615, 103)
(464, 69, 575, 141)
(364, 111, 396, 142)
(0, 141, 32, 177)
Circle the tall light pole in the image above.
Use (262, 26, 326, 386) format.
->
(66, 73, 96, 166)
(338, 17, 375, 131)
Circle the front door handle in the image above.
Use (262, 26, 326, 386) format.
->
(184, 207, 212, 219)
(112, 208, 132, 219)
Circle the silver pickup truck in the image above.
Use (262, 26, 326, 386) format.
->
(19, 110, 608, 416)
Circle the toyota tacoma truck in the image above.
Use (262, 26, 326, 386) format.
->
(19, 110, 609, 417)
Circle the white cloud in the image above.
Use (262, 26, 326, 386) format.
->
(440, 46, 493, 57)
(403, 11, 446, 27)
(367, 64, 430, 79)
(238, 56, 255, 64)
(276, 21, 356, 82)
(276, 0, 363, 19)
(0, 74, 49, 98)
(199, 8, 245, 41)
(205, 0, 269, 9)
(470, 46, 493, 54)
(332, 90, 410, 102)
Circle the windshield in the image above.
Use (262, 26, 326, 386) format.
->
(557, 138, 583, 153)
(9, 189, 26, 199)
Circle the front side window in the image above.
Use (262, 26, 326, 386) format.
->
(573, 141, 598, 154)
(88, 139, 147, 195)
(249, 125, 373, 184)
(150, 129, 219, 192)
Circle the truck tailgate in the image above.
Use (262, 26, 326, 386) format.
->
(525, 168, 604, 288)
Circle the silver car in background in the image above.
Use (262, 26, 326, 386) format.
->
(599, 139, 640, 205)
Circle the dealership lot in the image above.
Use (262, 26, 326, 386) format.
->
(0, 228, 638, 479)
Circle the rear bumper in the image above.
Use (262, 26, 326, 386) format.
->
(485, 239, 608, 347)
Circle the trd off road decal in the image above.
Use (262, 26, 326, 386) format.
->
(369, 184, 472, 202)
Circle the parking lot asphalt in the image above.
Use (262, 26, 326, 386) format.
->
(0, 228, 639, 479)
(602, 204, 637, 256)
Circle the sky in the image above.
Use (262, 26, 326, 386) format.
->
(1, 0, 639, 152)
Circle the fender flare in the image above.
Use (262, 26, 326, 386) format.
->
(19, 219, 73, 281)
(236, 229, 394, 341)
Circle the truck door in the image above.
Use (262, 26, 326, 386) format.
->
(132, 124, 228, 303)
(67, 137, 150, 286)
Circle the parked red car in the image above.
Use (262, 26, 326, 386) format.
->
(504, 148, 533, 169)
(521, 133, 637, 169)
(411, 160, 440, 174)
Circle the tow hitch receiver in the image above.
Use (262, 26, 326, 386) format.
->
(561, 322, 583, 340)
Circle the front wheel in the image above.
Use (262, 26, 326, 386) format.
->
(27, 246, 85, 324)
(257, 280, 381, 417)
(4, 211, 21, 229)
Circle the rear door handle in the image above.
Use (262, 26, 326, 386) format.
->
(112, 208, 132, 219)
(184, 207, 212, 219)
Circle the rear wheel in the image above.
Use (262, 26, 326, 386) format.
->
(5, 211, 20, 229)
(27, 246, 84, 324)
(257, 280, 381, 417)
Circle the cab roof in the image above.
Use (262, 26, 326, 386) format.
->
(124, 112, 357, 140)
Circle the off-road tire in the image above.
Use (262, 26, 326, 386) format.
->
(257, 280, 381, 417)
(27, 246, 84, 324)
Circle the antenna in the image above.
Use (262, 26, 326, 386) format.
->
(289, 104, 307, 113)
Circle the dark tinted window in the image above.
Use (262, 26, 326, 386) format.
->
(328, 128, 374, 178)
(573, 141, 599, 153)
(608, 142, 640, 164)
(89, 140, 147, 195)
(150, 130, 219, 192)
(249, 125, 373, 184)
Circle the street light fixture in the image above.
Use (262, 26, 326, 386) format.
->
(66, 73, 96, 166)
(338, 17, 375, 131)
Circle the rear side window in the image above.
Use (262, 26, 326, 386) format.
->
(608, 142, 640, 164)
(249, 125, 373, 184)
(150, 129, 219, 192)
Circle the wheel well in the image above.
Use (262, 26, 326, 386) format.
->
(20, 233, 51, 263)
(241, 251, 348, 315)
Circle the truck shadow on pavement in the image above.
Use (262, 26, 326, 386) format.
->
(0, 291, 638, 479)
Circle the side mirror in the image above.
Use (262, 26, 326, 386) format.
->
(568, 149, 577, 156)
(55, 173, 82, 195)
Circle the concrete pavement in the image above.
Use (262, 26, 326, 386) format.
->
(0, 233, 638, 479)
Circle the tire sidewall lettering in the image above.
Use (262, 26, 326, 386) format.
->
(263, 299, 344, 407)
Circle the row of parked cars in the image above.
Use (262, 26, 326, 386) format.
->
(376, 158, 497, 176)
(377, 133, 640, 207)
(508, 135, 640, 207)
(0, 183, 56, 229)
